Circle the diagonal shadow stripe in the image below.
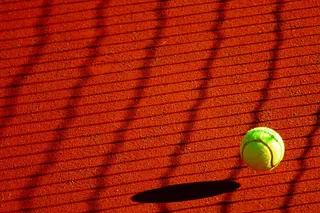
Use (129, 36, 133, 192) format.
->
(2, 6, 318, 44)
(0, 66, 318, 128)
(18, 0, 105, 211)
(221, 0, 285, 212)
(2, 0, 292, 23)
(86, 0, 168, 212)
(0, 2, 53, 140)
(251, 0, 284, 125)
(2, 30, 318, 62)
(10, 1, 54, 211)
(280, 105, 320, 212)
(1, 20, 317, 54)
(158, 1, 228, 212)
(1, 1, 312, 35)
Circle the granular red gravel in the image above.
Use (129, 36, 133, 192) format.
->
(1, 0, 320, 212)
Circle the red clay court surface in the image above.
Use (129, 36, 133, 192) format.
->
(0, 0, 320, 212)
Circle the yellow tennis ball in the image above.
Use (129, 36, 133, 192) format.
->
(240, 127, 285, 171)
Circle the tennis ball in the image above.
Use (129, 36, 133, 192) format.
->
(240, 127, 285, 171)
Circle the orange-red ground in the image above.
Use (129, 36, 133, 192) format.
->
(0, 0, 320, 212)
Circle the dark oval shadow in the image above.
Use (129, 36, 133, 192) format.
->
(131, 180, 240, 203)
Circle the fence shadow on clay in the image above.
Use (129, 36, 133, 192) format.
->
(2, 154, 320, 211)
(221, 1, 320, 212)
(2, 0, 109, 212)
(0, 0, 160, 14)
(0, 0, 317, 48)
(0, 76, 319, 144)
(221, 0, 285, 211)
(86, 0, 168, 212)
(0, 1, 55, 212)
(0, 0, 318, 59)
(280, 106, 320, 212)
(0, 65, 319, 134)
(0, 0, 319, 212)
(1, 15, 319, 71)
(1, 122, 320, 183)
(156, 0, 228, 212)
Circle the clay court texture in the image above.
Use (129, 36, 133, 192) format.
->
(0, 0, 320, 212)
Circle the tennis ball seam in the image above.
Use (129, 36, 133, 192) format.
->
(248, 128, 283, 156)
(253, 128, 284, 157)
(241, 139, 275, 168)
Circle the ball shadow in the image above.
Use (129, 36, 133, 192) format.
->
(131, 180, 240, 203)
